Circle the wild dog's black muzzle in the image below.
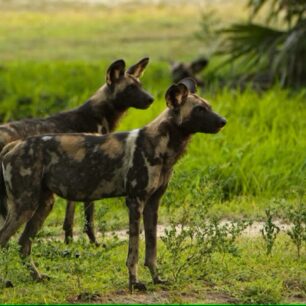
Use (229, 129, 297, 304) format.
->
(219, 117, 227, 128)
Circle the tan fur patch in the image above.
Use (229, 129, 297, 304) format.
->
(91, 178, 117, 198)
(90, 85, 108, 105)
(180, 96, 197, 120)
(58, 135, 86, 162)
(47, 151, 60, 166)
(146, 109, 169, 134)
(2, 124, 17, 135)
(1, 140, 23, 158)
(179, 94, 211, 124)
(113, 74, 138, 96)
(0, 130, 15, 146)
(3, 163, 13, 190)
(100, 136, 123, 159)
(20, 166, 32, 177)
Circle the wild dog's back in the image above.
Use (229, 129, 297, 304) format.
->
(43, 133, 128, 200)
(1, 132, 143, 202)
(0, 117, 64, 152)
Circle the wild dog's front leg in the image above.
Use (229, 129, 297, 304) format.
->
(126, 197, 146, 292)
(18, 192, 54, 281)
(63, 201, 76, 244)
(83, 201, 99, 246)
(143, 187, 167, 285)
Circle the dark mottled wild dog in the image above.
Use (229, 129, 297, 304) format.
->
(0, 78, 226, 290)
(170, 57, 208, 87)
(0, 57, 153, 245)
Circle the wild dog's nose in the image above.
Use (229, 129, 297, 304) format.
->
(219, 118, 227, 127)
(147, 95, 154, 104)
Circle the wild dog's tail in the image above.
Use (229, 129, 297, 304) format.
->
(0, 140, 21, 226)
(0, 164, 7, 226)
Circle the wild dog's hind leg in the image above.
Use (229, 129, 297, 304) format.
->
(143, 186, 167, 285)
(18, 191, 54, 281)
(126, 197, 146, 292)
(0, 198, 34, 248)
(83, 201, 99, 246)
(0, 198, 34, 288)
(63, 201, 76, 244)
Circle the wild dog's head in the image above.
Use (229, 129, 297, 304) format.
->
(165, 78, 226, 134)
(170, 57, 208, 87)
(105, 58, 154, 109)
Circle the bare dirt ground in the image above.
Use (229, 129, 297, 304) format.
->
(68, 287, 238, 304)
(100, 220, 291, 240)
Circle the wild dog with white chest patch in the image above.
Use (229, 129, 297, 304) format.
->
(0, 58, 154, 245)
(0, 78, 226, 290)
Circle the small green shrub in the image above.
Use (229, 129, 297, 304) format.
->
(160, 202, 251, 283)
(286, 199, 306, 258)
(261, 208, 280, 255)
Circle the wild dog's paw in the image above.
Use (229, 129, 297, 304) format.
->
(5, 280, 14, 288)
(94, 241, 100, 247)
(132, 281, 147, 292)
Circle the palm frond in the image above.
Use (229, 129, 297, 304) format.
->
(219, 23, 284, 71)
(216, 1, 306, 88)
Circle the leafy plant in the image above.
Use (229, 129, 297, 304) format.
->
(261, 208, 280, 255)
(196, 218, 252, 257)
(160, 203, 251, 283)
(286, 200, 306, 258)
(160, 220, 197, 283)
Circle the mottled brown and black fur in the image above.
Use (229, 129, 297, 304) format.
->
(0, 58, 154, 245)
(0, 78, 226, 290)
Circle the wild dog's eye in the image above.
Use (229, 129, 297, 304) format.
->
(126, 83, 139, 91)
(195, 106, 206, 113)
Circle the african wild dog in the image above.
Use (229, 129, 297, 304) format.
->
(0, 57, 153, 245)
(0, 78, 226, 291)
(170, 57, 208, 87)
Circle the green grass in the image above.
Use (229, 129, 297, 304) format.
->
(0, 5, 202, 62)
(0, 1, 247, 62)
(0, 235, 305, 304)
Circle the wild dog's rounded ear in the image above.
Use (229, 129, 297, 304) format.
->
(106, 59, 126, 86)
(179, 77, 197, 93)
(165, 83, 189, 109)
(127, 57, 149, 78)
(189, 57, 208, 74)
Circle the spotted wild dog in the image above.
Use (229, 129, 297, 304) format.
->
(170, 57, 208, 87)
(0, 58, 154, 245)
(0, 78, 226, 291)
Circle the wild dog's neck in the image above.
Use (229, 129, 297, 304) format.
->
(76, 85, 128, 133)
(146, 109, 192, 165)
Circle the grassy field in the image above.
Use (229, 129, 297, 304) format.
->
(0, 0, 248, 62)
(0, 0, 305, 304)
(0, 235, 305, 304)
